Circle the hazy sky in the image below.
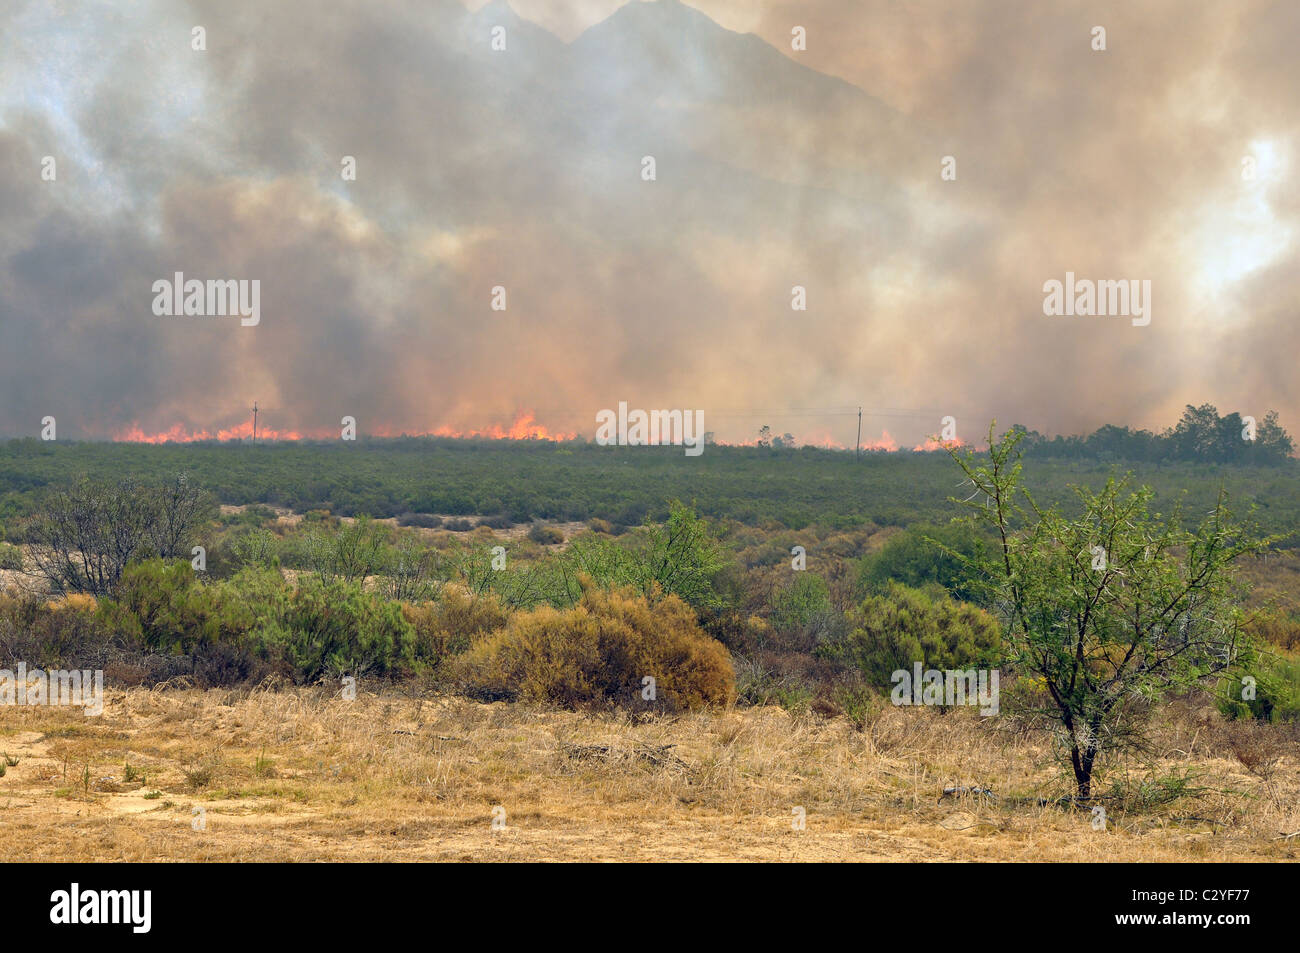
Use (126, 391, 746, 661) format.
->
(0, 0, 1295, 446)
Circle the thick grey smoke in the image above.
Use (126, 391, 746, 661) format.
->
(0, 0, 1295, 444)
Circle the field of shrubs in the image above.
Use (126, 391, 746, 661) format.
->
(4, 465, 1299, 721)
(1, 435, 1298, 860)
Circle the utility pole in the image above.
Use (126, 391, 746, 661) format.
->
(856, 406, 862, 461)
(252, 402, 258, 444)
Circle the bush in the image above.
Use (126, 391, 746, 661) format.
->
(767, 573, 839, 651)
(733, 656, 814, 712)
(0, 542, 22, 571)
(401, 588, 509, 671)
(97, 561, 415, 684)
(26, 475, 213, 596)
(1243, 609, 1300, 652)
(256, 577, 415, 682)
(223, 527, 280, 572)
(477, 514, 512, 530)
(397, 513, 442, 529)
(528, 523, 564, 545)
(457, 582, 734, 710)
(218, 504, 278, 529)
(1219, 652, 1300, 722)
(444, 518, 475, 533)
(817, 582, 1002, 691)
(0, 592, 112, 669)
(819, 674, 884, 730)
(563, 501, 731, 610)
(858, 522, 988, 604)
(301, 516, 388, 584)
(98, 559, 247, 655)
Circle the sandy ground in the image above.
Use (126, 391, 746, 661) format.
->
(0, 687, 1295, 862)
(217, 504, 587, 544)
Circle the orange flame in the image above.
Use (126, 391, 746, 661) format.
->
(797, 429, 849, 450)
(111, 410, 575, 443)
(911, 436, 967, 452)
(422, 411, 578, 441)
(110, 414, 953, 450)
(113, 419, 308, 443)
(860, 430, 899, 452)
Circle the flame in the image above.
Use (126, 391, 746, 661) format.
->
(911, 436, 967, 452)
(113, 419, 307, 443)
(796, 429, 849, 450)
(111, 410, 574, 443)
(110, 414, 952, 450)
(860, 430, 899, 452)
(422, 411, 578, 441)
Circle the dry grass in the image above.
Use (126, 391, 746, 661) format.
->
(0, 687, 1296, 861)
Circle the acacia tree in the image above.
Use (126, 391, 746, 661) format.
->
(948, 425, 1272, 798)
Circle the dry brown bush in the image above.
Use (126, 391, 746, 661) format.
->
(401, 588, 509, 667)
(457, 584, 734, 711)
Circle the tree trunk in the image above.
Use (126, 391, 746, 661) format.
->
(1070, 748, 1091, 799)
(1071, 743, 1098, 799)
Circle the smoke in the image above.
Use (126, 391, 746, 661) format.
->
(0, 0, 1296, 444)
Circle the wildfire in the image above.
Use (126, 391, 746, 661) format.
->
(793, 429, 848, 450)
(423, 411, 578, 441)
(111, 411, 575, 443)
(861, 430, 899, 452)
(113, 419, 308, 443)
(109, 413, 958, 450)
(911, 436, 967, 452)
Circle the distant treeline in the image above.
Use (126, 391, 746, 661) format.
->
(1013, 404, 1293, 464)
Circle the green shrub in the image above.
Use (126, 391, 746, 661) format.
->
(858, 522, 988, 603)
(770, 573, 831, 628)
(457, 583, 734, 710)
(817, 582, 1002, 690)
(98, 559, 247, 654)
(256, 577, 415, 682)
(0, 542, 22, 571)
(822, 675, 884, 731)
(301, 516, 388, 584)
(218, 504, 278, 529)
(1219, 652, 1300, 722)
(228, 527, 280, 570)
(563, 501, 731, 610)
(452, 547, 577, 610)
(97, 561, 414, 684)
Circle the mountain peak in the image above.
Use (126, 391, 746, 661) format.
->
(472, 0, 522, 25)
(463, 0, 562, 51)
(603, 0, 711, 27)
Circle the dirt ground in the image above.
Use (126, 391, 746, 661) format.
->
(0, 687, 1295, 862)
